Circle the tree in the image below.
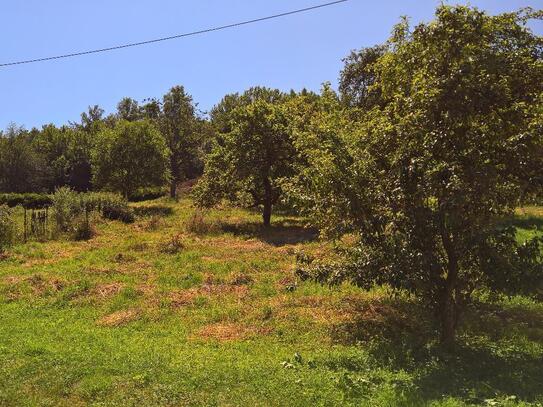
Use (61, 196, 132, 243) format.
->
(195, 97, 296, 226)
(162, 86, 200, 198)
(295, 6, 543, 345)
(210, 87, 285, 134)
(80, 105, 105, 132)
(0, 124, 43, 193)
(31, 124, 71, 191)
(91, 120, 170, 198)
(66, 129, 94, 192)
(31, 125, 94, 192)
(117, 97, 141, 122)
(339, 44, 387, 109)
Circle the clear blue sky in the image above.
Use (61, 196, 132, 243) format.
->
(1, 0, 542, 130)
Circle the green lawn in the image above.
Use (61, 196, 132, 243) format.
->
(1, 199, 542, 406)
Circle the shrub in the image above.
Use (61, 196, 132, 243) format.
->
(129, 187, 167, 202)
(100, 199, 135, 223)
(84, 192, 135, 223)
(51, 187, 80, 233)
(0, 205, 16, 253)
(0, 193, 52, 209)
(52, 188, 134, 234)
(72, 213, 97, 241)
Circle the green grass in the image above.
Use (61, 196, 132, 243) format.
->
(0, 199, 542, 406)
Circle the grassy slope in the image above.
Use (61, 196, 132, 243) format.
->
(0, 199, 542, 406)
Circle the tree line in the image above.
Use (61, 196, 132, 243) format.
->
(0, 85, 210, 199)
(1, 5, 542, 344)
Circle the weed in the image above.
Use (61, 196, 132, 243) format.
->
(185, 209, 218, 235)
(159, 233, 184, 254)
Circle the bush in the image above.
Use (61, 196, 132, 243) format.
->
(72, 213, 97, 241)
(52, 188, 135, 233)
(0, 205, 16, 253)
(51, 187, 81, 233)
(93, 194, 135, 223)
(129, 187, 167, 202)
(0, 193, 52, 209)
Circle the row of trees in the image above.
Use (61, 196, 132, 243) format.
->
(1, 5, 542, 344)
(0, 86, 207, 199)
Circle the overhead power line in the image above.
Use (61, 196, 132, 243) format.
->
(0, 0, 348, 68)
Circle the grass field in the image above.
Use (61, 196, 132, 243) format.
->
(1, 199, 542, 406)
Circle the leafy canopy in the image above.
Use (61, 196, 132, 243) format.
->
(195, 89, 296, 225)
(91, 120, 170, 198)
(295, 5, 543, 344)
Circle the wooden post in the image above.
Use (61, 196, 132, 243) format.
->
(23, 208, 27, 243)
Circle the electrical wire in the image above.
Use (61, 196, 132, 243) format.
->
(0, 0, 348, 67)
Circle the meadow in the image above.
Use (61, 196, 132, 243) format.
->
(0, 198, 542, 406)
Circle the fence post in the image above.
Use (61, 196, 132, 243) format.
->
(23, 208, 27, 243)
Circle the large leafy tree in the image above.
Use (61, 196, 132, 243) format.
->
(0, 124, 43, 193)
(31, 125, 94, 192)
(210, 87, 285, 134)
(339, 44, 387, 109)
(196, 96, 296, 226)
(91, 120, 170, 198)
(80, 105, 105, 132)
(162, 86, 200, 198)
(295, 6, 543, 344)
(31, 124, 71, 191)
(117, 97, 142, 122)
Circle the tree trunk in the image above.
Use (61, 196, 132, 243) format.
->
(441, 271, 458, 346)
(262, 177, 272, 227)
(263, 199, 272, 227)
(170, 155, 179, 200)
(440, 214, 459, 346)
(170, 180, 177, 200)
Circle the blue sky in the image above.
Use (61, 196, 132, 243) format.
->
(1, 0, 542, 130)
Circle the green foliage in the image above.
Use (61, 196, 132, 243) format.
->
(72, 212, 97, 241)
(84, 191, 135, 223)
(31, 124, 93, 192)
(116, 97, 142, 122)
(195, 90, 296, 225)
(91, 120, 171, 198)
(0, 205, 16, 253)
(210, 87, 286, 134)
(0, 193, 52, 209)
(294, 5, 543, 343)
(52, 187, 134, 234)
(161, 86, 202, 197)
(0, 124, 43, 193)
(51, 187, 82, 232)
(339, 44, 387, 108)
(98, 197, 135, 223)
(128, 186, 167, 202)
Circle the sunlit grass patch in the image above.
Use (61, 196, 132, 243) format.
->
(0, 200, 542, 406)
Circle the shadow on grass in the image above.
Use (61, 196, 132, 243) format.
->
(328, 297, 543, 404)
(133, 205, 174, 217)
(502, 215, 543, 230)
(220, 219, 318, 246)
